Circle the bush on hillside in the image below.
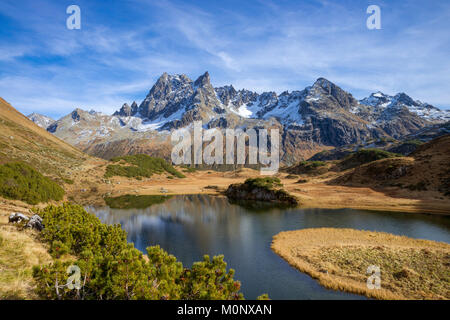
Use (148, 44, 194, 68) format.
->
(339, 149, 401, 170)
(105, 154, 185, 179)
(33, 203, 252, 300)
(0, 162, 64, 204)
(287, 161, 328, 176)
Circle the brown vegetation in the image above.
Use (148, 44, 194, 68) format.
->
(272, 228, 450, 300)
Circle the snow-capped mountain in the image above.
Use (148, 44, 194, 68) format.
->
(28, 72, 449, 163)
(27, 113, 55, 129)
(359, 92, 449, 122)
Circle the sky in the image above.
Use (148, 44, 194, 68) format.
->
(0, 0, 449, 119)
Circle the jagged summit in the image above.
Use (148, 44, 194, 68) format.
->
(194, 71, 211, 87)
(113, 102, 138, 117)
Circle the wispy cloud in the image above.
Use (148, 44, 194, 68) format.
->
(0, 0, 449, 119)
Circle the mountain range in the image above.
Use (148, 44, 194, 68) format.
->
(28, 72, 450, 164)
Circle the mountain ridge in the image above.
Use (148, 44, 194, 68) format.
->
(27, 73, 450, 163)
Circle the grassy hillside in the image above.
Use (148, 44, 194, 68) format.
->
(0, 98, 87, 178)
(105, 154, 185, 179)
(330, 135, 450, 196)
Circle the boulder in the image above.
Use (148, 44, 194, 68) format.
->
(8, 212, 29, 224)
(26, 214, 44, 231)
(8, 212, 44, 231)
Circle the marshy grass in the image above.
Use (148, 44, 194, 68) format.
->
(272, 228, 450, 300)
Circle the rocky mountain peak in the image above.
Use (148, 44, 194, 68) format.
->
(393, 92, 418, 107)
(308, 77, 358, 110)
(194, 71, 212, 88)
(138, 73, 195, 119)
(360, 92, 390, 107)
(114, 103, 136, 117)
(312, 77, 334, 90)
(215, 85, 238, 106)
(27, 113, 55, 129)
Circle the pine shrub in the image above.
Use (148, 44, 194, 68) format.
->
(32, 203, 256, 300)
(0, 162, 64, 204)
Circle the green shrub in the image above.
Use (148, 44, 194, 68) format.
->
(0, 162, 65, 204)
(32, 203, 254, 300)
(403, 139, 423, 146)
(105, 154, 185, 179)
(38, 203, 127, 256)
(298, 161, 326, 168)
(181, 166, 197, 173)
(287, 161, 328, 176)
(244, 177, 282, 190)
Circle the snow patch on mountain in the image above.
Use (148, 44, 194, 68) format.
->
(360, 92, 449, 122)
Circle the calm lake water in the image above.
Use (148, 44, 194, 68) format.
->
(86, 194, 450, 300)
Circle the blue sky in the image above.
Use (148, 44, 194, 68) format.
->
(0, 0, 449, 119)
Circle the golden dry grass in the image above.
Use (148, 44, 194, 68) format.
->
(271, 228, 450, 300)
(0, 201, 52, 299)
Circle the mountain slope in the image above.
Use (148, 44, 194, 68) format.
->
(329, 134, 450, 196)
(0, 98, 87, 176)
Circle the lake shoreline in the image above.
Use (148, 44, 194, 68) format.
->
(79, 175, 450, 215)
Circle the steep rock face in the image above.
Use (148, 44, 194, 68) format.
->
(138, 73, 193, 120)
(137, 72, 223, 127)
(294, 79, 377, 146)
(113, 102, 138, 117)
(374, 105, 429, 138)
(43, 72, 448, 164)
